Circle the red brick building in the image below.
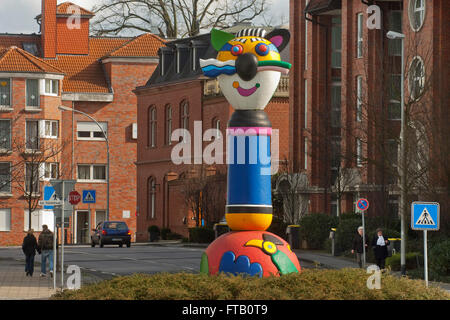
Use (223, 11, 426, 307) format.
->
(134, 30, 290, 241)
(289, 0, 449, 220)
(0, 0, 164, 245)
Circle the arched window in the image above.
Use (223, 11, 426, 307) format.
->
(148, 106, 157, 147)
(408, 56, 425, 101)
(408, 0, 426, 32)
(165, 104, 172, 145)
(180, 100, 189, 141)
(147, 177, 156, 219)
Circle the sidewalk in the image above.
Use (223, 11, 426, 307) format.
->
(294, 249, 359, 269)
(0, 258, 56, 300)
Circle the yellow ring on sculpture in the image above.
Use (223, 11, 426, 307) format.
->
(226, 213, 272, 231)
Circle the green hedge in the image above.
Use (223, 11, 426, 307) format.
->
(386, 252, 423, 271)
(160, 228, 171, 240)
(429, 239, 450, 276)
(298, 213, 338, 249)
(335, 218, 361, 253)
(188, 227, 215, 243)
(266, 216, 289, 240)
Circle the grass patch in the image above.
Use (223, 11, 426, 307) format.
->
(52, 269, 450, 300)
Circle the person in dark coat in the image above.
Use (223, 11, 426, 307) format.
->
(351, 226, 369, 268)
(371, 228, 390, 269)
(22, 229, 39, 277)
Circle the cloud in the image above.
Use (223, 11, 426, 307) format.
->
(218, 251, 263, 277)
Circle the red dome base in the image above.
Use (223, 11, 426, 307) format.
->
(200, 231, 301, 277)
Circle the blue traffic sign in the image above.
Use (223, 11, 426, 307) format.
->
(82, 190, 96, 204)
(357, 198, 369, 211)
(411, 202, 439, 231)
(43, 186, 58, 209)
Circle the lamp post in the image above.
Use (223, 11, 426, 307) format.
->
(59, 106, 110, 222)
(386, 31, 406, 276)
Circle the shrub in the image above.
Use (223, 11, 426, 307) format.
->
(160, 228, 171, 240)
(298, 213, 338, 249)
(335, 218, 361, 253)
(386, 252, 423, 271)
(148, 225, 160, 234)
(166, 232, 183, 240)
(52, 269, 450, 300)
(429, 239, 450, 276)
(188, 227, 215, 243)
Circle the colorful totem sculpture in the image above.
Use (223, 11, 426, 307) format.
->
(199, 28, 301, 277)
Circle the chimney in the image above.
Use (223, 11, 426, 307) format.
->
(41, 0, 57, 58)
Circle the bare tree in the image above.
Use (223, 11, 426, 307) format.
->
(274, 159, 309, 225)
(91, 0, 268, 38)
(5, 129, 69, 230)
(180, 165, 226, 227)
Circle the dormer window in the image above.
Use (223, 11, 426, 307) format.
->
(192, 47, 197, 71)
(175, 44, 188, 74)
(22, 43, 38, 56)
(160, 53, 165, 76)
(190, 40, 208, 72)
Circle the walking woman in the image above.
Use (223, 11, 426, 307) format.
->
(22, 229, 39, 277)
(371, 228, 390, 270)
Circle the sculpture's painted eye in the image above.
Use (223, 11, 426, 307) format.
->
(255, 43, 269, 56)
(231, 44, 243, 56)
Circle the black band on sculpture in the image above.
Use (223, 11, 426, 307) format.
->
(228, 110, 272, 128)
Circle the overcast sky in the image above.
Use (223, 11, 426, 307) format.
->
(0, 0, 289, 35)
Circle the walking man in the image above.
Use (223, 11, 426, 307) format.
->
(38, 225, 54, 277)
(352, 226, 369, 268)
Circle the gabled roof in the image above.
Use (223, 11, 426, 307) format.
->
(36, 2, 94, 19)
(0, 46, 63, 74)
(104, 33, 165, 58)
(56, 2, 94, 16)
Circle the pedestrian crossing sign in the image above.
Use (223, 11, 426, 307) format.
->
(82, 190, 96, 204)
(411, 202, 439, 231)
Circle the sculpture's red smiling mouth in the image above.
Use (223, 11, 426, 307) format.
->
(233, 81, 260, 97)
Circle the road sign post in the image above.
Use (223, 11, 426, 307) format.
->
(357, 198, 369, 268)
(411, 202, 440, 287)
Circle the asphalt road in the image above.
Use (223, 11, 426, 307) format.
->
(0, 243, 314, 282)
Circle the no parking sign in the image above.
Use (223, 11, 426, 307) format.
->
(357, 198, 369, 212)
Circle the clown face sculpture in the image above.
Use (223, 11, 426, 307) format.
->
(200, 28, 291, 110)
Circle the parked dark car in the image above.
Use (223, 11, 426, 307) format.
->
(91, 221, 131, 248)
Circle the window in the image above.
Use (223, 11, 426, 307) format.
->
(0, 162, 11, 193)
(180, 100, 189, 141)
(95, 210, 106, 226)
(77, 121, 107, 140)
(388, 74, 402, 120)
(389, 11, 403, 56)
(160, 53, 165, 76)
(26, 120, 39, 150)
(165, 105, 172, 145)
(409, 56, 425, 100)
(0, 208, 11, 231)
(331, 195, 338, 217)
(26, 79, 39, 107)
(304, 137, 308, 170)
(44, 79, 59, 95)
(357, 13, 364, 58)
(0, 78, 11, 106)
(305, 0, 309, 70)
(331, 16, 342, 68)
(43, 120, 58, 138)
(192, 47, 197, 71)
(24, 209, 43, 232)
(23, 43, 38, 55)
(77, 164, 107, 182)
(387, 139, 399, 184)
(148, 177, 156, 219)
(25, 163, 40, 194)
(409, 0, 426, 32)
(356, 138, 363, 167)
(356, 76, 363, 122)
(388, 196, 399, 218)
(304, 79, 308, 128)
(212, 117, 221, 138)
(0, 120, 11, 150)
(331, 137, 341, 170)
(43, 162, 58, 180)
(148, 106, 157, 147)
(331, 82, 341, 128)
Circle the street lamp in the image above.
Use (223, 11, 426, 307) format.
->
(59, 105, 110, 222)
(386, 30, 406, 276)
